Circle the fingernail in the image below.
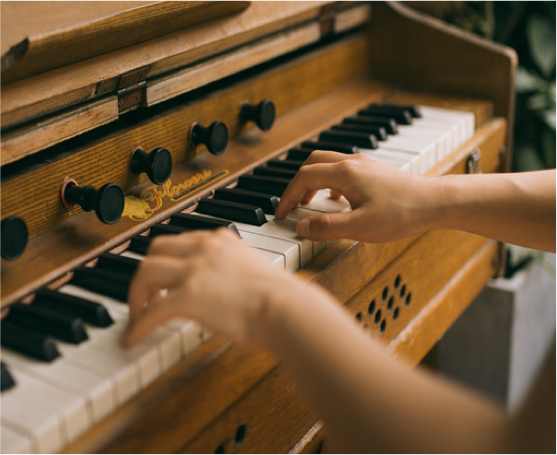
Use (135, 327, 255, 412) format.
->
(297, 219, 311, 238)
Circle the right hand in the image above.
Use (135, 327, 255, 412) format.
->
(275, 151, 439, 243)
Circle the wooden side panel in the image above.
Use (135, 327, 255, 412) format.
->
(370, 1, 516, 170)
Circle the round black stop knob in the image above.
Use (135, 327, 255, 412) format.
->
(1, 216, 28, 261)
(241, 100, 275, 131)
(190, 121, 228, 156)
(131, 147, 172, 185)
(64, 183, 125, 225)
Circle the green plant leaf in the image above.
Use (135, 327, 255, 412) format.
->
(514, 145, 545, 171)
(526, 15, 556, 78)
(540, 127, 556, 167)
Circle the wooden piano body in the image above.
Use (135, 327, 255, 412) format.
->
(0, 2, 516, 453)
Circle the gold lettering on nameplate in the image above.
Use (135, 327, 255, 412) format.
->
(123, 170, 229, 221)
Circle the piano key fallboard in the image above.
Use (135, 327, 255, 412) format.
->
(1, 2, 515, 453)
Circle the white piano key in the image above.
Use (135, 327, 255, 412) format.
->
(1, 368, 89, 444)
(380, 136, 437, 170)
(196, 213, 313, 268)
(1, 348, 114, 424)
(239, 230, 300, 272)
(120, 250, 146, 261)
(59, 284, 183, 376)
(1, 397, 62, 453)
(1, 423, 33, 454)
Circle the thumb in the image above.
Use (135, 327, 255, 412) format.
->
(296, 211, 359, 242)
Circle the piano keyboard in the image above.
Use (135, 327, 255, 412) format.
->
(1, 104, 475, 453)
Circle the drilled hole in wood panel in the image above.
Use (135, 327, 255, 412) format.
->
(400, 284, 406, 299)
(387, 296, 394, 312)
(382, 286, 389, 302)
(394, 274, 401, 290)
(363, 323, 368, 330)
(215, 442, 227, 454)
(355, 312, 362, 323)
(235, 425, 247, 446)
(374, 309, 382, 325)
(393, 307, 400, 321)
(406, 292, 412, 307)
(368, 299, 376, 316)
(380, 319, 386, 334)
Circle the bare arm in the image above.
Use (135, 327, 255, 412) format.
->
(275, 151, 556, 253)
(124, 230, 553, 453)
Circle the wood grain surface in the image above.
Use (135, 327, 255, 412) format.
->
(1, 1, 251, 84)
(1, 2, 332, 128)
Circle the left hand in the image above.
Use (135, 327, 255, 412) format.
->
(124, 228, 306, 350)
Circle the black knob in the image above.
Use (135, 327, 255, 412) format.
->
(1, 216, 28, 261)
(190, 121, 228, 156)
(64, 183, 125, 225)
(131, 147, 172, 185)
(241, 100, 275, 131)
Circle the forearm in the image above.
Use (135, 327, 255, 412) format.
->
(257, 284, 509, 453)
(425, 170, 556, 252)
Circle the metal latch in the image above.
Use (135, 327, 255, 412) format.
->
(466, 148, 482, 174)
(117, 66, 150, 113)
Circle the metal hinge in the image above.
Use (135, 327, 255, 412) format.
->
(467, 148, 482, 174)
(117, 66, 150, 113)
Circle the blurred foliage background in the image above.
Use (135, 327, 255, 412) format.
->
(406, 1, 556, 172)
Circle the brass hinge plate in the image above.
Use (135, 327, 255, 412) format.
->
(117, 66, 150, 113)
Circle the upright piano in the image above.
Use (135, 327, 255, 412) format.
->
(0, 2, 516, 453)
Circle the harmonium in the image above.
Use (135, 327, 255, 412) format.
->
(0, 1, 517, 453)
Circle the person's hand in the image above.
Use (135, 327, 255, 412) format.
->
(124, 228, 309, 349)
(275, 151, 437, 243)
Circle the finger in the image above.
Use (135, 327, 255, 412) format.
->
(275, 162, 352, 219)
(302, 150, 354, 166)
(330, 189, 343, 199)
(296, 210, 363, 242)
(127, 255, 192, 315)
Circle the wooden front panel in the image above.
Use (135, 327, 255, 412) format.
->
(1, 35, 370, 239)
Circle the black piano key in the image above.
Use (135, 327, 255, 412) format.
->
(149, 223, 191, 238)
(128, 235, 151, 255)
(301, 141, 357, 154)
(319, 130, 378, 149)
(33, 288, 113, 328)
(253, 166, 297, 180)
(213, 188, 279, 215)
(96, 252, 140, 276)
(368, 103, 422, 118)
(1, 320, 60, 362)
(71, 267, 130, 302)
(196, 198, 267, 226)
(265, 159, 304, 171)
(287, 148, 314, 162)
(343, 116, 398, 135)
(1, 362, 15, 392)
(331, 124, 388, 141)
(7, 302, 88, 344)
(358, 108, 412, 125)
(236, 175, 291, 197)
(169, 213, 240, 236)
